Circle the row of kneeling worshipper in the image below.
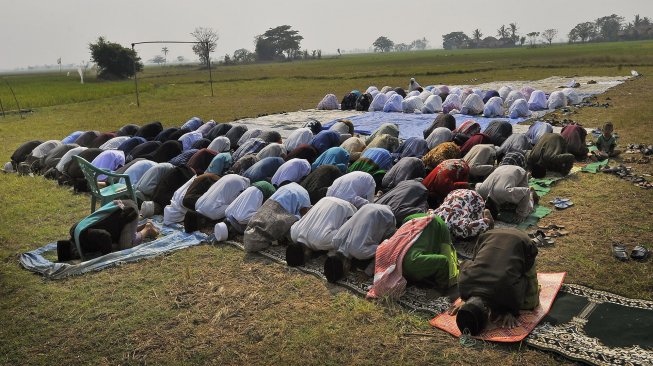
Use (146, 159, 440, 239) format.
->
(10, 114, 576, 336)
(316, 77, 582, 117)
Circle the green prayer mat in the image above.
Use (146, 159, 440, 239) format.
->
(527, 283, 653, 365)
(580, 158, 609, 173)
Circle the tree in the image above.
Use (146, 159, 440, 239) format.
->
(633, 14, 651, 27)
(149, 55, 166, 65)
(373, 36, 394, 52)
(509, 22, 519, 43)
(526, 32, 540, 47)
(161, 47, 169, 65)
(519, 36, 526, 46)
(233, 48, 255, 64)
(394, 43, 411, 52)
(89, 37, 142, 80)
(191, 27, 219, 67)
(177, 55, 185, 63)
(472, 29, 483, 47)
(595, 14, 624, 41)
(410, 37, 429, 50)
(497, 25, 509, 39)
(442, 32, 470, 50)
(541, 28, 558, 45)
(569, 22, 597, 43)
(254, 25, 303, 61)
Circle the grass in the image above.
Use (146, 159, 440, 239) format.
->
(1, 41, 652, 365)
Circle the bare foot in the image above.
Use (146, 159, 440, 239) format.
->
(483, 209, 494, 229)
(144, 221, 159, 239)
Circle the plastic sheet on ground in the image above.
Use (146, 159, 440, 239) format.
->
(19, 218, 209, 280)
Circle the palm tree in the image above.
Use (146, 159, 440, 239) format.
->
(509, 22, 518, 43)
(161, 47, 169, 66)
(473, 29, 483, 41)
(497, 25, 508, 39)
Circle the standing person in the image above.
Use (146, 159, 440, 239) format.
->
(449, 228, 540, 335)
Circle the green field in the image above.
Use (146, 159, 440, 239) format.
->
(1, 41, 652, 365)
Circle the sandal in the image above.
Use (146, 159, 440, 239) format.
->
(612, 243, 629, 262)
(631, 245, 650, 261)
(532, 230, 555, 247)
(554, 201, 574, 209)
(549, 197, 571, 205)
(538, 224, 565, 230)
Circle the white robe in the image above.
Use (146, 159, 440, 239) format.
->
(163, 175, 197, 225)
(332, 204, 397, 260)
(224, 186, 264, 225)
(290, 197, 356, 251)
(195, 174, 250, 220)
(326, 171, 375, 208)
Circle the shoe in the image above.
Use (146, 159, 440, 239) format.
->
(532, 230, 555, 247)
(554, 201, 574, 209)
(630, 245, 650, 261)
(612, 243, 629, 262)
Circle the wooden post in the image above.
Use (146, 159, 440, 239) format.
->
(132, 43, 140, 107)
(0, 98, 5, 118)
(206, 42, 214, 97)
(4, 78, 22, 119)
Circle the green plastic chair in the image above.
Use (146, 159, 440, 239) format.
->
(72, 155, 137, 212)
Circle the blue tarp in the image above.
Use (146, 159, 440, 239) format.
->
(322, 111, 530, 139)
(19, 218, 209, 280)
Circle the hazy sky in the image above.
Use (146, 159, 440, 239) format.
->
(2, 0, 652, 70)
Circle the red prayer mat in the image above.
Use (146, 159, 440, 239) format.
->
(429, 272, 566, 342)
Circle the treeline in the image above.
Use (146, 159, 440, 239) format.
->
(442, 13, 652, 50)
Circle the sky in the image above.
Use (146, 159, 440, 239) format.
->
(2, 0, 653, 70)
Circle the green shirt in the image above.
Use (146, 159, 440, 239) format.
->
(595, 134, 616, 153)
(402, 214, 459, 288)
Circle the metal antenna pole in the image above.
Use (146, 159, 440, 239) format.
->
(132, 43, 140, 107)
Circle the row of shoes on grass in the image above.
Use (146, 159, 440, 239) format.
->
(612, 242, 650, 262)
(601, 164, 653, 189)
(625, 144, 653, 155)
(622, 155, 651, 164)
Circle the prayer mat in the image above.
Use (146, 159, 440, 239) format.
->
(526, 283, 653, 365)
(429, 272, 566, 342)
(223, 238, 456, 315)
(580, 158, 609, 173)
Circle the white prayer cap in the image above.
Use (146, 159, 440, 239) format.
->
(140, 201, 155, 218)
(214, 222, 229, 242)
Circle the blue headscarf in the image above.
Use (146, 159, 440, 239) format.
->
(117, 137, 147, 155)
(181, 116, 203, 131)
(269, 182, 311, 218)
(311, 147, 349, 174)
(310, 130, 341, 155)
(205, 152, 233, 175)
(361, 148, 393, 170)
(242, 157, 285, 183)
(392, 137, 429, 161)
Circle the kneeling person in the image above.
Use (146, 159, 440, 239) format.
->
(450, 228, 539, 335)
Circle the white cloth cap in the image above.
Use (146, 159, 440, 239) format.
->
(140, 201, 155, 218)
(214, 222, 228, 242)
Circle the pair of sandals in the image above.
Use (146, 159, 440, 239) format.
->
(530, 230, 555, 247)
(612, 243, 650, 262)
(550, 197, 574, 210)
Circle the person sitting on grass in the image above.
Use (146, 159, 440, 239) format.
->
(449, 228, 540, 336)
(286, 197, 357, 267)
(57, 199, 159, 261)
(323, 204, 396, 283)
(593, 122, 621, 159)
(243, 182, 311, 253)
